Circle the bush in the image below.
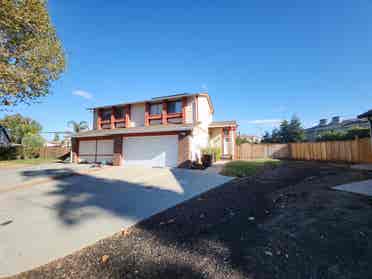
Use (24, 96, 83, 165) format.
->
(316, 128, 370, 142)
(21, 134, 44, 159)
(345, 127, 370, 140)
(201, 146, 222, 161)
(0, 145, 22, 160)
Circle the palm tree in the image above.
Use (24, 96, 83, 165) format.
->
(68, 120, 88, 134)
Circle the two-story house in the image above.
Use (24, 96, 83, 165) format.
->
(71, 93, 237, 167)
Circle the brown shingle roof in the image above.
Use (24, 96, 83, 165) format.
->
(74, 124, 194, 138)
(358, 110, 372, 119)
(208, 121, 237, 128)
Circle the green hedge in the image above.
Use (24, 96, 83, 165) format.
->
(316, 128, 370, 142)
(0, 145, 23, 160)
(201, 146, 222, 161)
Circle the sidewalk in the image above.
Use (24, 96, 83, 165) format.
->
(333, 179, 372, 197)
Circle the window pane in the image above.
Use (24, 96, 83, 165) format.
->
(114, 107, 125, 119)
(150, 103, 162, 115)
(101, 110, 111, 121)
(167, 101, 182, 113)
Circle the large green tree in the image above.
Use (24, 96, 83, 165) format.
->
(0, 113, 42, 143)
(262, 115, 305, 143)
(0, 0, 65, 106)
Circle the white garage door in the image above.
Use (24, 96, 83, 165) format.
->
(123, 135, 178, 167)
(79, 139, 114, 163)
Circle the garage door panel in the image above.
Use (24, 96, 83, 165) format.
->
(79, 139, 114, 163)
(123, 136, 178, 167)
(79, 140, 96, 155)
(97, 140, 114, 155)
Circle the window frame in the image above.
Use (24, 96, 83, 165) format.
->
(167, 100, 182, 114)
(149, 103, 163, 115)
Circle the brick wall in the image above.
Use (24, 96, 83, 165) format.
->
(113, 136, 123, 166)
(178, 133, 191, 168)
(71, 138, 79, 163)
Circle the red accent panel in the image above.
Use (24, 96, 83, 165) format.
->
(162, 101, 168, 125)
(97, 109, 102, 130)
(145, 103, 150, 126)
(221, 128, 224, 154)
(125, 104, 131, 127)
(182, 97, 187, 124)
(111, 107, 115, 129)
(77, 131, 185, 141)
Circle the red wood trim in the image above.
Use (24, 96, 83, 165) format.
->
(148, 114, 162, 120)
(77, 131, 188, 141)
(162, 101, 168, 125)
(97, 109, 102, 130)
(145, 103, 150, 126)
(221, 128, 224, 155)
(182, 97, 187, 124)
(79, 153, 114, 156)
(111, 107, 115, 129)
(126, 104, 131, 127)
(167, 112, 182, 119)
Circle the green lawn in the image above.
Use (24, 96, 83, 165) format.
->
(220, 159, 282, 177)
(0, 158, 59, 168)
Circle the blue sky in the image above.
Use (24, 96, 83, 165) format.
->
(2, 0, 372, 139)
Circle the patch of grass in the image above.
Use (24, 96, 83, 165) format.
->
(0, 158, 59, 168)
(220, 159, 282, 177)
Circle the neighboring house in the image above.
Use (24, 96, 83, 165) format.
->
(305, 116, 370, 141)
(358, 110, 372, 139)
(0, 125, 11, 146)
(72, 93, 237, 167)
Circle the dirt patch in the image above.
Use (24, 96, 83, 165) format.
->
(10, 161, 372, 279)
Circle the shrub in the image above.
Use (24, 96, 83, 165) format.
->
(201, 146, 222, 161)
(345, 127, 370, 140)
(316, 128, 370, 142)
(21, 135, 44, 159)
(0, 145, 22, 160)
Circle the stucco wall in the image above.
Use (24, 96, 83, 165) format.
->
(189, 96, 214, 161)
(185, 97, 194, 124)
(209, 128, 222, 148)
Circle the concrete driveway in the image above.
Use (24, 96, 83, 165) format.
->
(0, 165, 232, 277)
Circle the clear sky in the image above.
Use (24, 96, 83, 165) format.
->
(2, 0, 372, 139)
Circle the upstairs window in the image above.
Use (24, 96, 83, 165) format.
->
(101, 109, 111, 121)
(150, 103, 162, 115)
(167, 100, 182, 114)
(114, 107, 125, 120)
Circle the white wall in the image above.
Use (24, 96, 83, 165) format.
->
(190, 96, 214, 161)
(185, 97, 194, 124)
(130, 103, 145, 127)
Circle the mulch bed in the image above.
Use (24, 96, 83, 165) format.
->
(10, 161, 372, 279)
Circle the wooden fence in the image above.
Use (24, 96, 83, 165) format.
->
(39, 146, 70, 159)
(237, 138, 372, 163)
(237, 143, 290, 160)
(290, 137, 372, 163)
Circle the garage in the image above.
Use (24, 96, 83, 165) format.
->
(122, 135, 178, 167)
(78, 139, 114, 163)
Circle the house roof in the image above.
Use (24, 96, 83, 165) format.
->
(74, 124, 194, 138)
(358, 109, 372, 119)
(0, 125, 11, 142)
(208, 121, 237, 128)
(305, 117, 368, 131)
(88, 92, 214, 113)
